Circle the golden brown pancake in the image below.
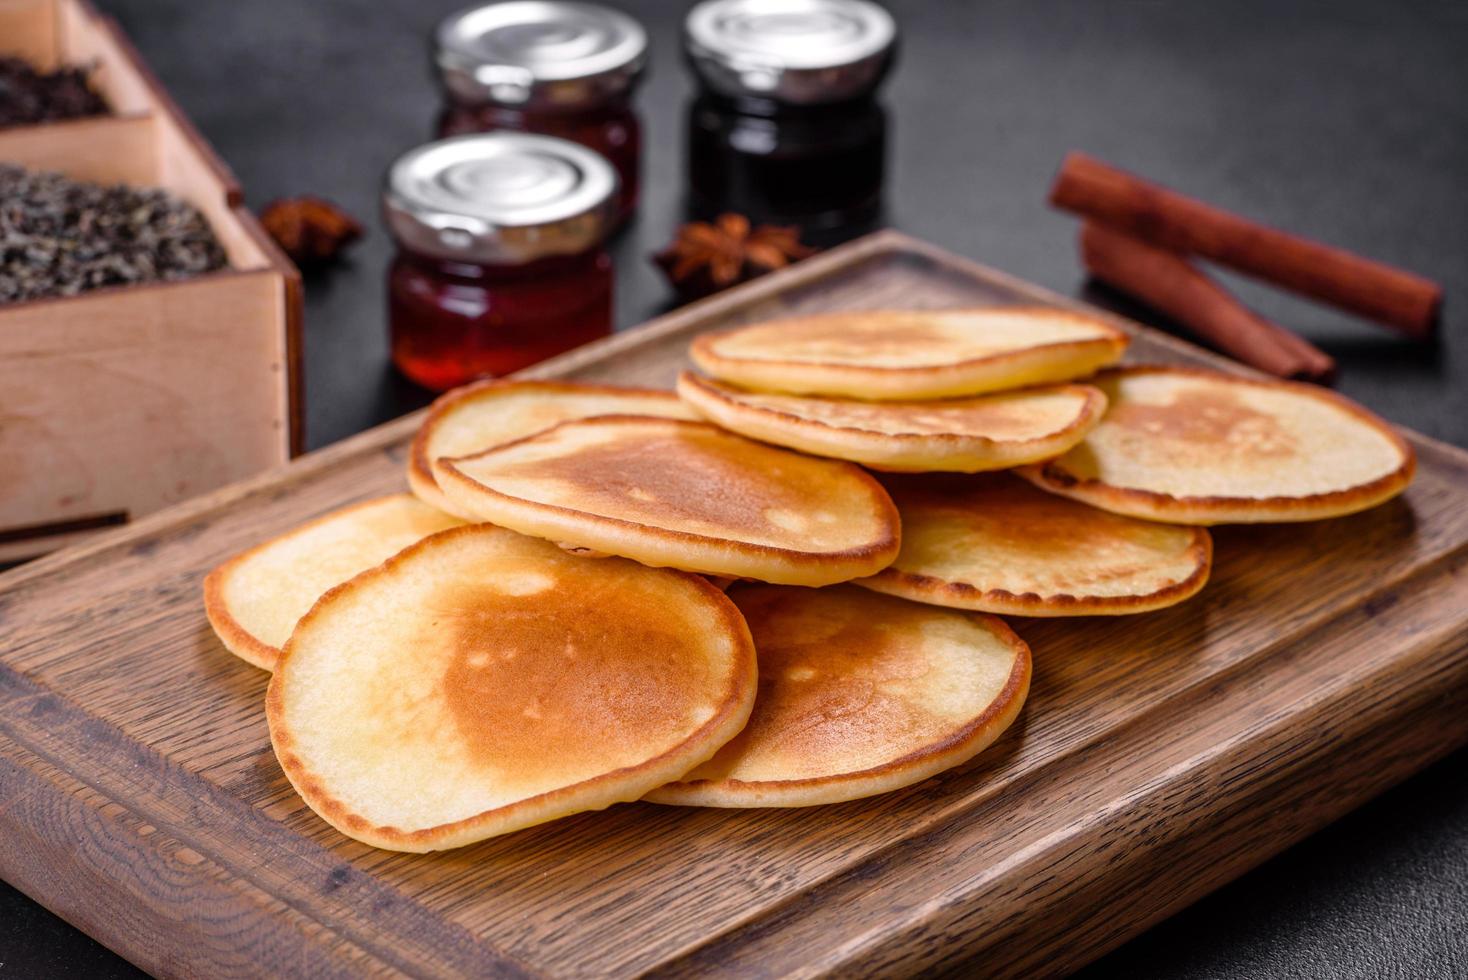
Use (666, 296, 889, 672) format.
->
(1019, 366, 1416, 524)
(408, 379, 695, 517)
(267, 525, 756, 851)
(646, 585, 1030, 807)
(857, 473, 1212, 615)
(689, 307, 1128, 400)
(436, 416, 901, 586)
(677, 370, 1106, 471)
(203, 494, 463, 671)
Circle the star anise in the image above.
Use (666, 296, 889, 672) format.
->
(653, 214, 816, 300)
(259, 196, 363, 266)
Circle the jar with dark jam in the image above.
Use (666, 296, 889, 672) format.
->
(683, 0, 897, 237)
(433, 1, 647, 224)
(383, 133, 618, 391)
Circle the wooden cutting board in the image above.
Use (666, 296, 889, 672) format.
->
(3, 231, 1467, 979)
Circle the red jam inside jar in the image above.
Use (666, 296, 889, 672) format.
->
(389, 248, 612, 391)
(434, 2, 647, 226)
(437, 98, 641, 224)
(383, 132, 620, 392)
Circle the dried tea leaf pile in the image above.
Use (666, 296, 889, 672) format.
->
(1, 164, 228, 303)
(0, 56, 108, 127)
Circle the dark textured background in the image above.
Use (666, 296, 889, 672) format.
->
(3, 0, 1466, 976)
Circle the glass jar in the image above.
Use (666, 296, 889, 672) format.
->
(434, 1, 647, 225)
(383, 132, 618, 391)
(683, 0, 897, 236)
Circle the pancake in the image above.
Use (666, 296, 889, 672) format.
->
(203, 494, 463, 671)
(646, 585, 1030, 807)
(1019, 366, 1416, 524)
(409, 380, 695, 517)
(677, 370, 1106, 471)
(267, 524, 756, 851)
(857, 473, 1212, 615)
(436, 416, 901, 585)
(688, 307, 1128, 400)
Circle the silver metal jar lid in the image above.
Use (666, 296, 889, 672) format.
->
(383, 133, 618, 264)
(435, 1, 648, 108)
(684, 0, 896, 104)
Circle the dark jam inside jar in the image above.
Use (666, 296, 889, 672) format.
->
(437, 98, 641, 224)
(389, 247, 612, 392)
(687, 91, 886, 238)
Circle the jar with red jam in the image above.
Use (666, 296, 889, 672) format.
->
(683, 0, 897, 238)
(433, 1, 647, 224)
(383, 132, 618, 391)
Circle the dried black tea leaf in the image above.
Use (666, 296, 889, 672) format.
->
(0, 164, 228, 304)
(0, 56, 109, 128)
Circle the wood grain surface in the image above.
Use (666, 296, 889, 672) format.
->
(2, 231, 1466, 979)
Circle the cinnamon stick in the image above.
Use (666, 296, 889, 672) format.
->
(1051, 152, 1441, 339)
(1081, 222, 1336, 383)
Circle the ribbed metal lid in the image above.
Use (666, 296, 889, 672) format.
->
(435, 1, 647, 108)
(383, 133, 618, 264)
(684, 0, 896, 104)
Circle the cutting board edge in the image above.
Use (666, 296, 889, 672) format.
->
(3, 230, 1466, 978)
(0, 735, 400, 980)
(7, 534, 1467, 980)
(0, 658, 542, 979)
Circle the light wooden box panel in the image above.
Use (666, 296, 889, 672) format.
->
(0, 0, 60, 68)
(2, 0, 156, 113)
(0, 0, 301, 561)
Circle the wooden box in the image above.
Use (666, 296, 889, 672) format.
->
(0, 0, 302, 561)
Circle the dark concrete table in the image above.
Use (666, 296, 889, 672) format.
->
(3, 0, 1464, 976)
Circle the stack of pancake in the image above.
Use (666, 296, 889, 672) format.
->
(205, 306, 1414, 852)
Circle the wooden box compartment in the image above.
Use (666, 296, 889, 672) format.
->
(0, 0, 301, 561)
